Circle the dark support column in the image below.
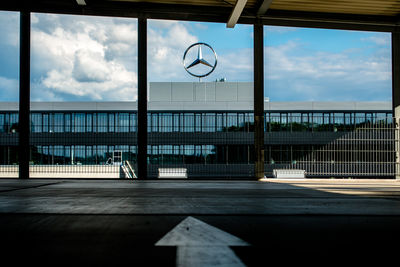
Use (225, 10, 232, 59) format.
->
(137, 17, 147, 179)
(254, 21, 265, 179)
(392, 29, 400, 179)
(19, 11, 31, 179)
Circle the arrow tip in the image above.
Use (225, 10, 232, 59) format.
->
(155, 216, 249, 247)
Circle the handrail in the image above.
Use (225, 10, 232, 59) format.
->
(125, 160, 137, 178)
(121, 164, 131, 178)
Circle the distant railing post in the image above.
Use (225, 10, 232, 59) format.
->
(392, 29, 400, 179)
(137, 16, 148, 179)
(254, 21, 265, 179)
(19, 10, 31, 179)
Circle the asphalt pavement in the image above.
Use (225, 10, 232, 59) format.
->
(0, 178, 399, 266)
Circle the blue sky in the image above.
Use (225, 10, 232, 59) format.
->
(0, 11, 392, 102)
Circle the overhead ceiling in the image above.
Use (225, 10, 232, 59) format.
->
(270, 0, 400, 16)
(110, 0, 400, 17)
(0, 0, 399, 31)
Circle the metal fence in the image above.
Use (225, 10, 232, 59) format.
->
(0, 112, 399, 178)
(147, 114, 399, 178)
(264, 117, 399, 177)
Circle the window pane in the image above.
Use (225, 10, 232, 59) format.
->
(0, 11, 19, 177)
(29, 14, 138, 178)
(148, 19, 253, 177)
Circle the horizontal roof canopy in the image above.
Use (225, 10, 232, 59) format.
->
(113, 0, 400, 16)
(0, 101, 392, 112)
(0, 0, 400, 31)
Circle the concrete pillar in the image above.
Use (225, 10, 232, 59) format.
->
(19, 11, 31, 179)
(137, 17, 148, 179)
(254, 22, 265, 179)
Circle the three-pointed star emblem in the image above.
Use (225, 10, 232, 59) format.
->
(186, 45, 214, 69)
(183, 42, 217, 78)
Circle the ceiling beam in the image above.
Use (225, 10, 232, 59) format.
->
(0, 1, 396, 32)
(257, 0, 273, 16)
(76, 0, 86, 6)
(227, 0, 247, 28)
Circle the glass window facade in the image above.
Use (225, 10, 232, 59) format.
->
(0, 109, 393, 134)
(0, 109, 395, 178)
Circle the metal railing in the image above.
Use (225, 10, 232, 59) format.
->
(0, 114, 398, 178)
(264, 119, 399, 177)
(123, 160, 137, 178)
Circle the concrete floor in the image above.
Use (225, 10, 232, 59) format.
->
(0, 178, 399, 266)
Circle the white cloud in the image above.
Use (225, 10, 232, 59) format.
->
(0, 76, 18, 101)
(213, 48, 253, 81)
(0, 12, 391, 102)
(265, 40, 391, 101)
(29, 16, 204, 100)
(362, 35, 391, 46)
(73, 50, 111, 83)
(0, 11, 19, 47)
(148, 20, 198, 81)
(265, 26, 298, 34)
(43, 65, 137, 101)
(0, 76, 17, 89)
(31, 14, 138, 101)
(147, 21, 252, 82)
(266, 41, 391, 81)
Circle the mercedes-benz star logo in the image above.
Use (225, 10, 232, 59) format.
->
(183, 42, 217, 78)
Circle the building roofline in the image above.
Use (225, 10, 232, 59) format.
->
(0, 101, 392, 112)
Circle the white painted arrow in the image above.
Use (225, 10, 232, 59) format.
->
(155, 216, 250, 267)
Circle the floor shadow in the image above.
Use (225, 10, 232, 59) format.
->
(0, 179, 398, 266)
